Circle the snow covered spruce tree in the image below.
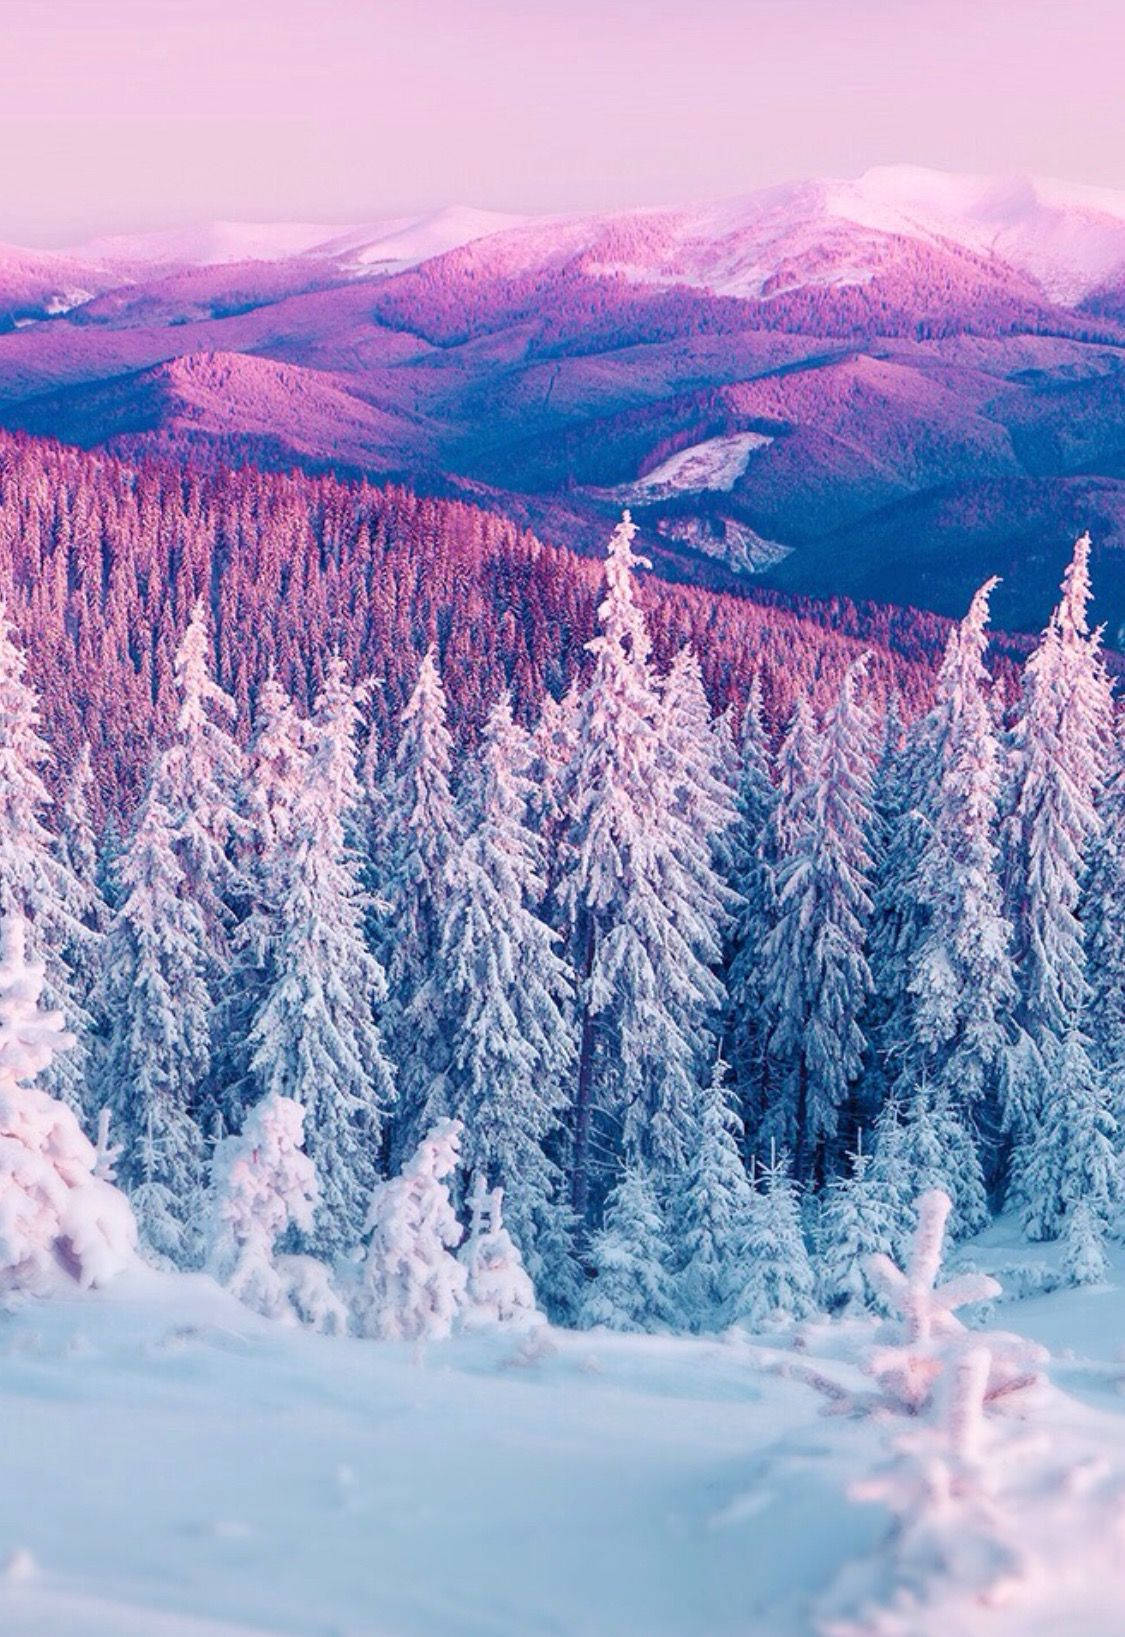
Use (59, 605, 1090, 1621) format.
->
(243, 657, 395, 1255)
(159, 600, 246, 969)
(381, 647, 461, 1164)
(561, 513, 727, 1219)
(670, 1054, 757, 1333)
(739, 1145, 817, 1329)
(212, 672, 311, 1128)
(93, 758, 212, 1265)
(422, 694, 576, 1294)
(1014, 1028, 1116, 1242)
(0, 610, 95, 1114)
(579, 1159, 676, 1333)
(0, 911, 136, 1296)
(881, 581, 1024, 1223)
(723, 675, 779, 1114)
(205, 1091, 325, 1323)
(354, 1118, 468, 1342)
(758, 656, 876, 1180)
(660, 644, 739, 848)
(459, 1175, 542, 1330)
(1004, 535, 1116, 1244)
(817, 1132, 895, 1312)
(55, 741, 108, 1005)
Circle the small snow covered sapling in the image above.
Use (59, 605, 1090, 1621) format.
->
(459, 1176, 542, 1331)
(205, 1092, 326, 1323)
(864, 1189, 1045, 1413)
(354, 1118, 469, 1342)
(0, 912, 137, 1296)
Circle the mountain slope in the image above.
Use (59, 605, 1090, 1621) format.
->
(3, 168, 1125, 632)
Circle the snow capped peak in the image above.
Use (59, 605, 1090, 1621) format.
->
(66, 219, 362, 270)
(823, 165, 1125, 300)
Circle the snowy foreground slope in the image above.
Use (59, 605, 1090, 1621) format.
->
(3, 1242, 1125, 1637)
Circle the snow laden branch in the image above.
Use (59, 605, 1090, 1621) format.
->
(0, 912, 136, 1297)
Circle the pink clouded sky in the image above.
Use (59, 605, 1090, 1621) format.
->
(1, 0, 1122, 244)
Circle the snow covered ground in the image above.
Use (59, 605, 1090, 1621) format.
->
(4, 1236, 1125, 1637)
(600, 432, 772, 505)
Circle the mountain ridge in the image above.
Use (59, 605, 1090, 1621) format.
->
(1, 165, 1124, 636)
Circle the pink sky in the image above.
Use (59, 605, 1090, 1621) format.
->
(2, 0, 1123, 244)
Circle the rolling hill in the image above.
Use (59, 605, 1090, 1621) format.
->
(2, 167, 1125, 636)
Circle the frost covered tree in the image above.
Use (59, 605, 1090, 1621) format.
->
(579, 1159, 675, 1333)
(422, 694, 575, 1283)
(1004, 536, 1112, 1128)
(672, 1054, 756, 1332)
(562, 514, 726, 1216)
(738, 1146, 817, 1329)
(865, 694, 934, 1115)
(885, 1080, 989, 1242)
(381, 648, 461, 1163)
(213, 674, 311, 1128)
(244, 659, 395, 1255)
(1062, 1196, 1108, 1287)
(759, 657, 875, 1177)
(0, 610, 94, 1113)
(897, 581, 1026, 1144)
(725, 675, 779, 1129)
(1085, 728, 1125, 1128)
(660, 644, 738, 844)
(817, 1133, 895, 1312)
(1013, 1029, 1116, 1243)
(205, 1092, 319, 1321)
(354, 1119, 468, 1342)
(0, 912, 136, 1296)
(160, 601, 246, 964)
(55, 742, 107, 1002)
(93, 761, 211, 1265)
(458, 1176, 542, 1330)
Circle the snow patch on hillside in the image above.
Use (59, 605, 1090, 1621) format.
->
(602, 432, 772, 504)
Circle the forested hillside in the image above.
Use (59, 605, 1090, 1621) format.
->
(0, 430, 962, 812)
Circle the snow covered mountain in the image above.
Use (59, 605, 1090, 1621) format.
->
(2, 166, 1125, 632)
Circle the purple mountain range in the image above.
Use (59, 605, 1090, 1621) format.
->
(3, 167, 1125, 636)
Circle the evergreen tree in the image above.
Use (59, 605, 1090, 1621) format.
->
(382, 648, 461, 1163)
(579, 1160, 676, 1333)
(213, 673, 311, 1129)
(725, 675, 778, 1131)
(160, 601, 246, 965)
(672, 1054, 756, 1332)
(759, 657, 875, 1178)
(738, 1147, 817, 1330)
(459, 1176, 542, 1330)
(562, 514, 726, 1216)
(900, 581, 1025, 1130)
(244, 660, 395, 1255)
(93, 761, 211, 1265)
(892, 1079, 989, 1241)
(660, 645, 738, 842)
(1014, 1029, 1117, 1242)
(205, 1091, 319, 1320)
(817, 1134, 895, 1312)
(1085, 727, 1125, 1128)
(1063, 1196, 1109, 1287)
(1004, 535, 1111, 1129)
(354, 1119, 468, 1342)
(0, 611, 94, 1114)
(423, 694, 575, 1283)
(55, 742, 107, 1014)
(0, 911, 136, 1297)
